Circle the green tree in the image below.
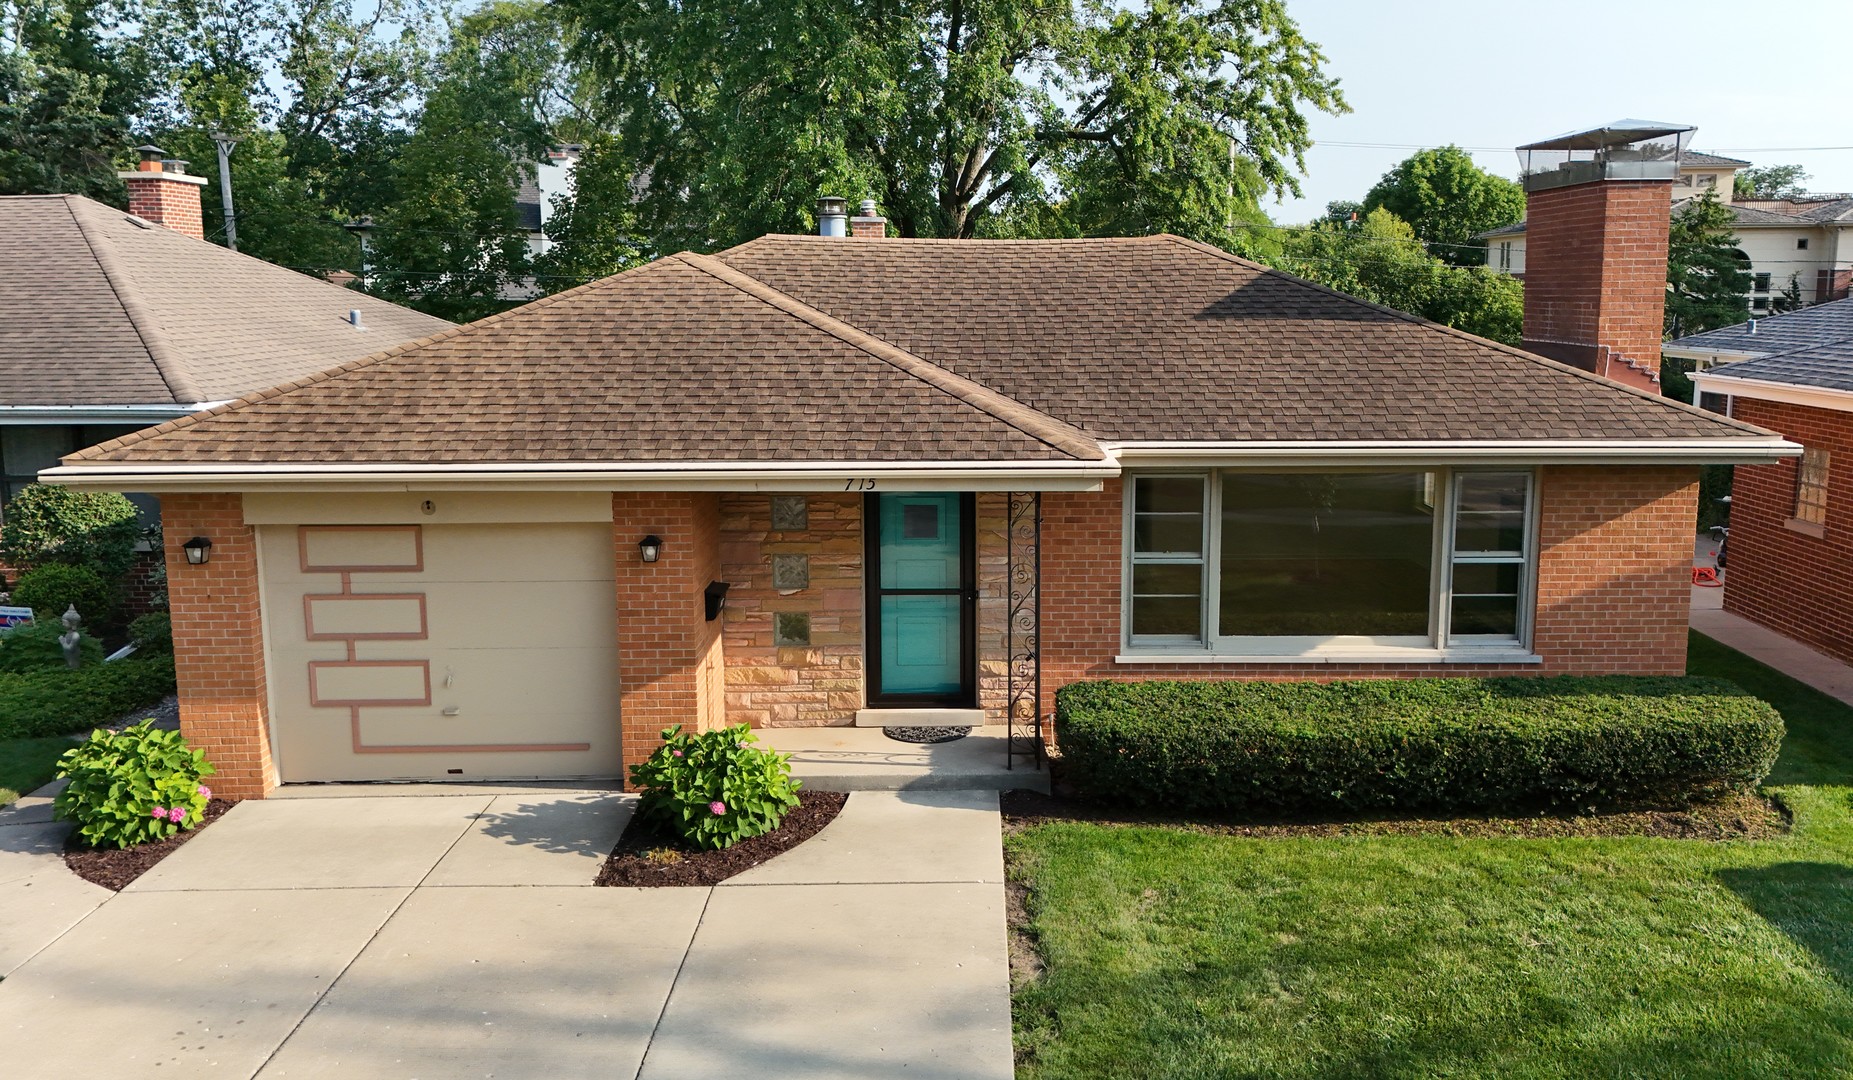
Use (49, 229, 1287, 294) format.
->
(1666, 191, 1751, 338)
(1276, 208, 1522, 344)
(364, 0, 561, 319)
(561, 0, 1346, 249)
(1734, 163, 1809, 200)
(0, 48, 128, 199)
(1362, 145, 1524, 267)
(535, 132, 645, 285)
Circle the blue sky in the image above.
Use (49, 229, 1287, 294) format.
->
(1269, 0, 1853, 223)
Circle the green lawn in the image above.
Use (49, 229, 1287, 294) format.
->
(1009, 631, 1853, 1078)
(0, 735, 71, 807)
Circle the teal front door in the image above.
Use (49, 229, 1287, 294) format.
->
(866, 492, 976, 705)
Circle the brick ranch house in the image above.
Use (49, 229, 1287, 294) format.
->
(46, 212, 1793, 798)
(1687, 297, 1853, 664)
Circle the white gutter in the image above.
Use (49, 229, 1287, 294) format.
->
(1692, 370, 1853, 416)
(1660, 346, 1765, 364)
(0, 403, 230, 424)
(1104, 438, 1799, 466)
(42, 459, 1121, 493)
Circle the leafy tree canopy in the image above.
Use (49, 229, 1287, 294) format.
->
(1361, 145, 1523, 267)
(559, 0, 1347, 250)
(1275, 207, 1522, 345)
(1734, 163, 1809, 201)
(1666, 191, 1751, 338)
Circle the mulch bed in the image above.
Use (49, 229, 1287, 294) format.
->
(63, 798, 236, 891)
(595, 789, 848, 887)
(1001, 788, 1789, 841)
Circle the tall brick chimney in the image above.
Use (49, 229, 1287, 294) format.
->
(118, 145, 208, 240)
(1517, 120, 1694, 392)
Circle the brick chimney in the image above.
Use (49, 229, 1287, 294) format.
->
(1517, 120, 1693, 392)
(118, 145, 208, 240)
(850, 199, 887, 238)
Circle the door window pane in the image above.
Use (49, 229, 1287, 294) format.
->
(1219, 472, 1434, 637)
(878, 595, 962, 695)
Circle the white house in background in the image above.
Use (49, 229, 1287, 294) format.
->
(505, 143, 583, 300)
(1481, 150, 1853, 310)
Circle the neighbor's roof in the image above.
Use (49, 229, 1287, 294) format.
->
(1682, 151, 1752, 169)
(64, 233, 1773, 472)
(0, 194, 452, 407)
(1676, 297, 1853, 394)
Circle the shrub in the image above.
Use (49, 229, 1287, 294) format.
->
(0, 484, 141, 579)
(54, 721, 215, 849)
(1055, 676, 1785, 815)
(128, 611, 172, 655)
(628, 723, 803, 850)
(0, 655, 177, 740)
(13, 563, 112, 626)
(0, 619, 103, 673)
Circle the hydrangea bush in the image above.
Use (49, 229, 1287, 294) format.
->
(54, 721, 216, 849)
(628, 723, 802, 851)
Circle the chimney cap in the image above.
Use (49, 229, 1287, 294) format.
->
(817, 196, 849, 237)
(134, 144, 167, 161)
(1516, 119, 1695, 153)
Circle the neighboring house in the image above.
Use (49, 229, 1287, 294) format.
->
(44, 143, 1794, 799)
(0, 149, 455, 524)
(1481, 146, 1852, 309)
(1684, 299, 1853, 663)
(507, 143, 584, 300)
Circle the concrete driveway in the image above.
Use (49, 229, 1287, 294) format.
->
(0, 786, 1011, 1079)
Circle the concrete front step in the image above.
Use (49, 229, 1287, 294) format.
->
(853, 707, 987, 728)
(755, 727, 1049, 793)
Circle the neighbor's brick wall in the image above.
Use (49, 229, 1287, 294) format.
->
(612, 492, 725, 774)
(1037, 467, 1697, 717)
(161, 493, 276, 799)
(126, 175, 204, 240)
(1522, 179, 1671, 379)
(1723, 398, 1853, 664)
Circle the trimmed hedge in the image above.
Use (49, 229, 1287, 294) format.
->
(0, 656, 177, 740)
(1055, 677, 1784, 814)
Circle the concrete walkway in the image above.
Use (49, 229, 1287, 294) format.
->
(0, 785, 1012, 1080)
(1690, 533, 1853, 707)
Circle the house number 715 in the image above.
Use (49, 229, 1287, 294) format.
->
(843, 478, 878, 491)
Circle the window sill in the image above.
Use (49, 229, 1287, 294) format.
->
(1114, 647, 1543, 666)
(1785, 517, 1826, 539)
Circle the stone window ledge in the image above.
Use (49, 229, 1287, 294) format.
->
(1785, 517, 1826, 539)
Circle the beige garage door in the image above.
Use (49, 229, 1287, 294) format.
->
(261, 521, 621, 782)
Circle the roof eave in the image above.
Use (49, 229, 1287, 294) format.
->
(1106, 437, 1799, 467)
(1692, 371, 1853, 415)
(40, 459, 1118, 494)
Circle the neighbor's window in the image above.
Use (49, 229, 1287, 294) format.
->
(1798, 237, 1811, 251)
(1125, 470, 1536, 653)
(1795, 447, 1830, 527)
(1753, 272, 1772, 293)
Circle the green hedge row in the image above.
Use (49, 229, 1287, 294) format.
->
(0, 656, 177, 741)
(1054, 676, 1784, 814)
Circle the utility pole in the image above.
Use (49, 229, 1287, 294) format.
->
(209, 131, 239, 251)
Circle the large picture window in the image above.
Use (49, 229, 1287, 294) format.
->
(1124, 469, 1536, 655)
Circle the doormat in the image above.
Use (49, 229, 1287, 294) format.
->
(884, 726, 972, 744)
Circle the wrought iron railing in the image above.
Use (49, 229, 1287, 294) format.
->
(1004, 491, 1044, 770)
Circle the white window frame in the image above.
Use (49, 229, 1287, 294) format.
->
(1119, 467, 1540, 663)
(1123, 474, 1210, 647)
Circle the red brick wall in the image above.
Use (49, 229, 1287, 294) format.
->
(1817, 269, 1852, 304)
(612, 492, 724, 774)
(161, 493, 275, 799)
(1723, 398, 1853, 663)
(1522, 179, 1671, 380)
(1038, 467, 1696, 715)
(125, 175, 205, 240)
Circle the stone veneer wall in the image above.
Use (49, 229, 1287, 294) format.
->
(720, 492, 1010, 726)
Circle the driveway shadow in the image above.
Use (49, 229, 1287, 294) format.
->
(471, 794, 634, 858)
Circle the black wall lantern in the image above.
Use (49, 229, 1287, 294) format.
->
(638, 535, 663, 563)
(182, 536, 213, 565)
(704, 580, 731, 621)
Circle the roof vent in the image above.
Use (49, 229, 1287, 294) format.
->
(817, 196, 848, 237)
(1748, 318, 1757, 335)
(348, 309, 365, 329)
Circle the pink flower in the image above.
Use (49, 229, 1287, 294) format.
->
(168, 807, 186, 824)
(671, 750, 684, 758)
(150, 807, 167, 819)
(198, 785, 211, 799)
(709, 801, 727, 815)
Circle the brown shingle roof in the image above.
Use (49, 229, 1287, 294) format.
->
(0, 194, 452, 406)
(716, 234, 1765, 442)
(71, 255, 1102, 464)
(68, 232, 1767, 468)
